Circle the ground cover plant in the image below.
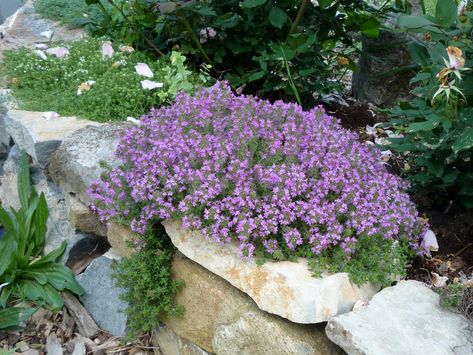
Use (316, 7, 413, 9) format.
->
(89, 81, 427, 287)
(2, 37, 211, 122)
(385, 0, 473, 208)
(82, 0, 388, 107)
(0, 152, 83, 329)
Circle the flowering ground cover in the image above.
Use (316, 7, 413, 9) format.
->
(89, 81, 427, 285)
(2, 38, 211, 122)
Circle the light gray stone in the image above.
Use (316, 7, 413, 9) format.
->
(62, 292, 100, 339)
(152, 325, 210, 355)
(76, 256, 127, 336)
(65, 194, 106, 236)
(0, 0, 85, 60)
(49, 123, 129, 205)
(4, 110, 100, 167)
(163, 220, 379, 324)
(325, 280, 473, 355)
(45, 334, 63, 355)
(0, 111, 10, 159)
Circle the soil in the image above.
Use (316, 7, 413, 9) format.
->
(325, 97, 473, 286)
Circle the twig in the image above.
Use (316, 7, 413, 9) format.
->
(454, 243, 472, 257)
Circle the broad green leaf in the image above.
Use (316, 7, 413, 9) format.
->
(37, 263, 84, 296)
(398, 15, 438, 29)
(32, 192, 48, 254)
(452, 128, 473, 153)
(0, 307, 34, 330)
(459, 186, 473, 196)
(0, 232, 15, 277)
(248, 70, 266, 82)
(442, 170, 459, 185)
(0, 285, 11, 308)
(268, 6, 288, 29)
(85, 0, 101, 4)
(20, 270, 47, 285)
(319, 0, 335, 9)
(360, 18, 380, 38)
(29, 241, 66, 268)
(407, 42, 429, 66)
(18, 152, 31, 211)
(240, 0, 267, 8)
(407, 120, 439, 132)
(435, 0, 457, 27)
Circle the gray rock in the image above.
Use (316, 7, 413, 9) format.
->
(66, 194, 107, 237)
(0, 0, 85, 60)
(49, 123, 129, 205)
(76, 256, 127, 336)
(4, 110, 100, 167)
(152, 325, 210, 355)
(325, 280, 473, 355)
(0, 111, 11, 159)
(45, 334, 63, 355)
(352, 30, 415, 107)
(62, 292, 100, 339)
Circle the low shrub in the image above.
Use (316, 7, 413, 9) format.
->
(83, 0, 387, 107)
(2, 38, 211, 122)
(385, 0, 473, 208)
(89, 82, 426, 286)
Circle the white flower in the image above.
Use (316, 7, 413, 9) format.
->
(42, 111, 59, 120)
(35, 43, 49, 50)
(46, 47, 69, 58)
(199, 27, 217, 43)
(135, 63, 154, 78)
(35, 50, 47, 60)
(126, 117, 141, 125)
(141, 80, 163, 90)
(421, 229, 439, 252)
(102, 41, 115, 58)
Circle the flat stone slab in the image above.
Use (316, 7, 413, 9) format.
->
(326, 280, 473, 355)
(76, 256, 127, 336)
(163, 220, 379, 324)
(4, 110, 100, 167)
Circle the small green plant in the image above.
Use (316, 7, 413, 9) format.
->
(438, 283, 467, 308)
(2, 37, 211, 122)
(111, 222, 184, 339)
(0, 151, 84, 329)
(385, 0, 473, 208)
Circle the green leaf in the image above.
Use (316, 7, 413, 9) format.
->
(398, 15, 438, 29)
(0, 207, 14, 236)
(442, 170, 459, 185)
(0, 232, 15, 277)
(248, 71, 266, 82)
(32, 192, 48, 254)
(360, 18, 380, 38)
(435, 0, 457, 27)
(407, 42, 429, 66)
(36, 263, 84, 296)
(18, 151, 31, 211)
(0, 286, 12, 308)
(29, 241, 66, 268)
(193, 7, 217, 16)
(268, 6, 288, 29)
(85, 0, 101, 4)
(318, 0, 334, 9)
(452, 128, 473, 153)
(0, 307, 34, 330)
(407, 120, 439, 132)
(240, 0, 267, 8)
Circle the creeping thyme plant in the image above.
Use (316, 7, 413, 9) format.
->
(89, 82, 426, 286)
(2, 38, 211, 122)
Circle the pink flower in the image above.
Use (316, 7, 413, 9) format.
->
(135, 63, 154, 78)
(102, 41, 115, 58)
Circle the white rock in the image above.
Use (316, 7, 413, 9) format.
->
(162, 220, 380, 324)
(326, 280, 473, 355)
(40, 30, 54, 41)
(4, 110, 101, 167)
(45, 334, 63, 355)
(42, 111, 60, 120)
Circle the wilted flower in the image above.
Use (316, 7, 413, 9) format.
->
(447, 46, 465, 69)
(140, 80, 163, 90)
(135, 63, 154, 78)
(102, 41, 115, 58)
(199, 27, 217, 43)
(120, 45, 135, 53)
(77, 80, 96, 96)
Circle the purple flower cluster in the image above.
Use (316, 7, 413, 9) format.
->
(88, 81, 425, 258)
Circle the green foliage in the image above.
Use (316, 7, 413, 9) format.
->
(386, 0, 473, 208)
(2, 38, 211, 122)
(308, 234, 415, 287)
(34, 0, 106, 29)
(82, 0, 387, 107)
(0, 307, 35, 330)
(0, 151, 84, 329)
(111, 222, 184, 339)
(438, 283, 467, 308)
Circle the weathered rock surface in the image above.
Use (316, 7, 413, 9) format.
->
(163, 253, 343, 354)
(0, 111, 10, 159)
(66, 194, 106, 236)
(76, 256, 127, 336)
(106, 222, 136, 258)
(4, 110, 100, 167)
(0, 0, 85, 60)
(152, 325, 210, 355)
(49, 124, 129, 205)
(163, 220, 379, 324)
(326, 280, 473, 355)
(62, 292, 100, 339)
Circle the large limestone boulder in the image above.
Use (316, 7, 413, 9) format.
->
(326, 280, 473, 355)
(152, 325, 210, 355)
(163, 220, 379, 324)
(4, 110, 100, 167)
(106, 222, 137, 258)
(49, 123, 129, 205)
(163, 253, 343, 354)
